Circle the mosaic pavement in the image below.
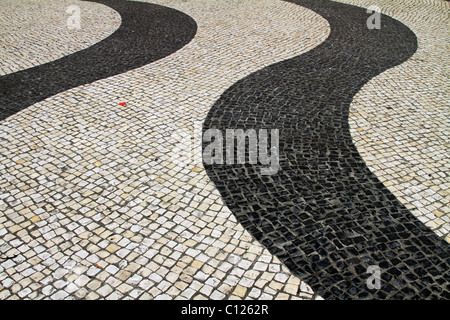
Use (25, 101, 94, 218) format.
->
(0, 0, 448, 300)
(203, 0, 449, 299)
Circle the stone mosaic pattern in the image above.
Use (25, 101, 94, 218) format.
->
(0, 0, 197, 121)
(0, 0, 121, 76)
(341, 0, 450, 241)
(203, 0, 449, 299)
(1, 0, 448, 301)
(0, 0, 332, 300)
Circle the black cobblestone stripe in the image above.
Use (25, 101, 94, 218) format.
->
(0, 0, 197, 121)
(203, 0, 450, 299)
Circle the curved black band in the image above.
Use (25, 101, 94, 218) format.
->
(203, 0, 449, 299)
(0, 0, 197, 121)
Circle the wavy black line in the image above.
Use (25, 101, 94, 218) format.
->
(203, 0, 449, 299)
(0, 0, 197, 121)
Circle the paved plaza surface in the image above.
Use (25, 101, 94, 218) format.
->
(0, 0, 448, 300)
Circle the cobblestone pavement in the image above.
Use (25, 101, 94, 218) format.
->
(0, 0, 121, 76)
(344, 0, 450, 240)
(0, 0, 448, 300)
(0, 0, 197, 120)
(203, 0, 448, 299)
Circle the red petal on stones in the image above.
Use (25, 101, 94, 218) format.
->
(119, 102, 127, 106)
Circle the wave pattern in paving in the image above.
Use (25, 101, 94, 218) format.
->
(0, 0, 197, 121)
(202, 0, 450, 299)
(0, 0, 331, 300)
(342, 0, 450, 241)
(0, 0, 121, 76)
